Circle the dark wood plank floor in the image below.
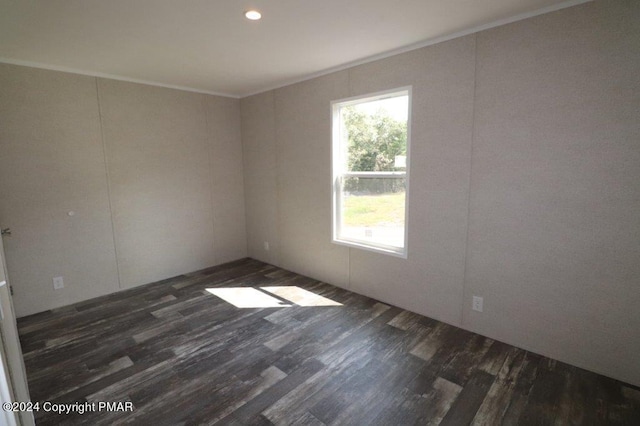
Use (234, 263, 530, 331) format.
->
(17, 258, 640, 425)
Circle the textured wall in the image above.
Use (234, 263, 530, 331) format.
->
(347, 37, 476, 326)
(0, 65, 247, 315)
(240, 0, 640, 386)
(274, 72, 352, 288)
(205, 95, 247, 265)
(98, 79, 216, 288)
(0, 65, 120, 315)
(241, 91, 280, 266)
(465, 0, 640, 386)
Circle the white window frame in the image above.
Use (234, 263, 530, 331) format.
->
(331, 87, 412, 258)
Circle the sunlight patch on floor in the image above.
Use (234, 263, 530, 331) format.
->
(205, 286, 342, 308)
(206, 287, 291, 308)
(262, 286, 342, 307)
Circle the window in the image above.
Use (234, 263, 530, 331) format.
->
(331, 88, 411, 257)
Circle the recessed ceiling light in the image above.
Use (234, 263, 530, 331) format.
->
(245, 10, 261, 21)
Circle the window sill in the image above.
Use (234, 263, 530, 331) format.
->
(332, 237, 407, 259)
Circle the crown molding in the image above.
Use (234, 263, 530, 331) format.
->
(0, 57, 239, 99)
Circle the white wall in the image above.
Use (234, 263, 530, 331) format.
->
(275, 72, 352, 288)
(347, 36, 476, 325)
(0, 66, 121, 315)
(240, 0, 640, 386)
(241, 91, 280, 266)
(465, 0, 640, 388)
(0, 64, 247, 316)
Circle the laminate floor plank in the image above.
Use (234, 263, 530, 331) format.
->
(17, 258, 640, 425)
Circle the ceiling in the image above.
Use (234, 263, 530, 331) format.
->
(0, 0, 587, 98)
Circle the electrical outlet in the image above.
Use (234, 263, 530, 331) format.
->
(53, 276, 64, 290)
(472, 296, 483, 312)
(264, 241, 270, 251)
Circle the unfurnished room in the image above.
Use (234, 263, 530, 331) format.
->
(0, 0, 639, 424)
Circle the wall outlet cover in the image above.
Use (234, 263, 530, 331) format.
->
(472, 296, 483, 312)
(53, 276, 64, 290)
